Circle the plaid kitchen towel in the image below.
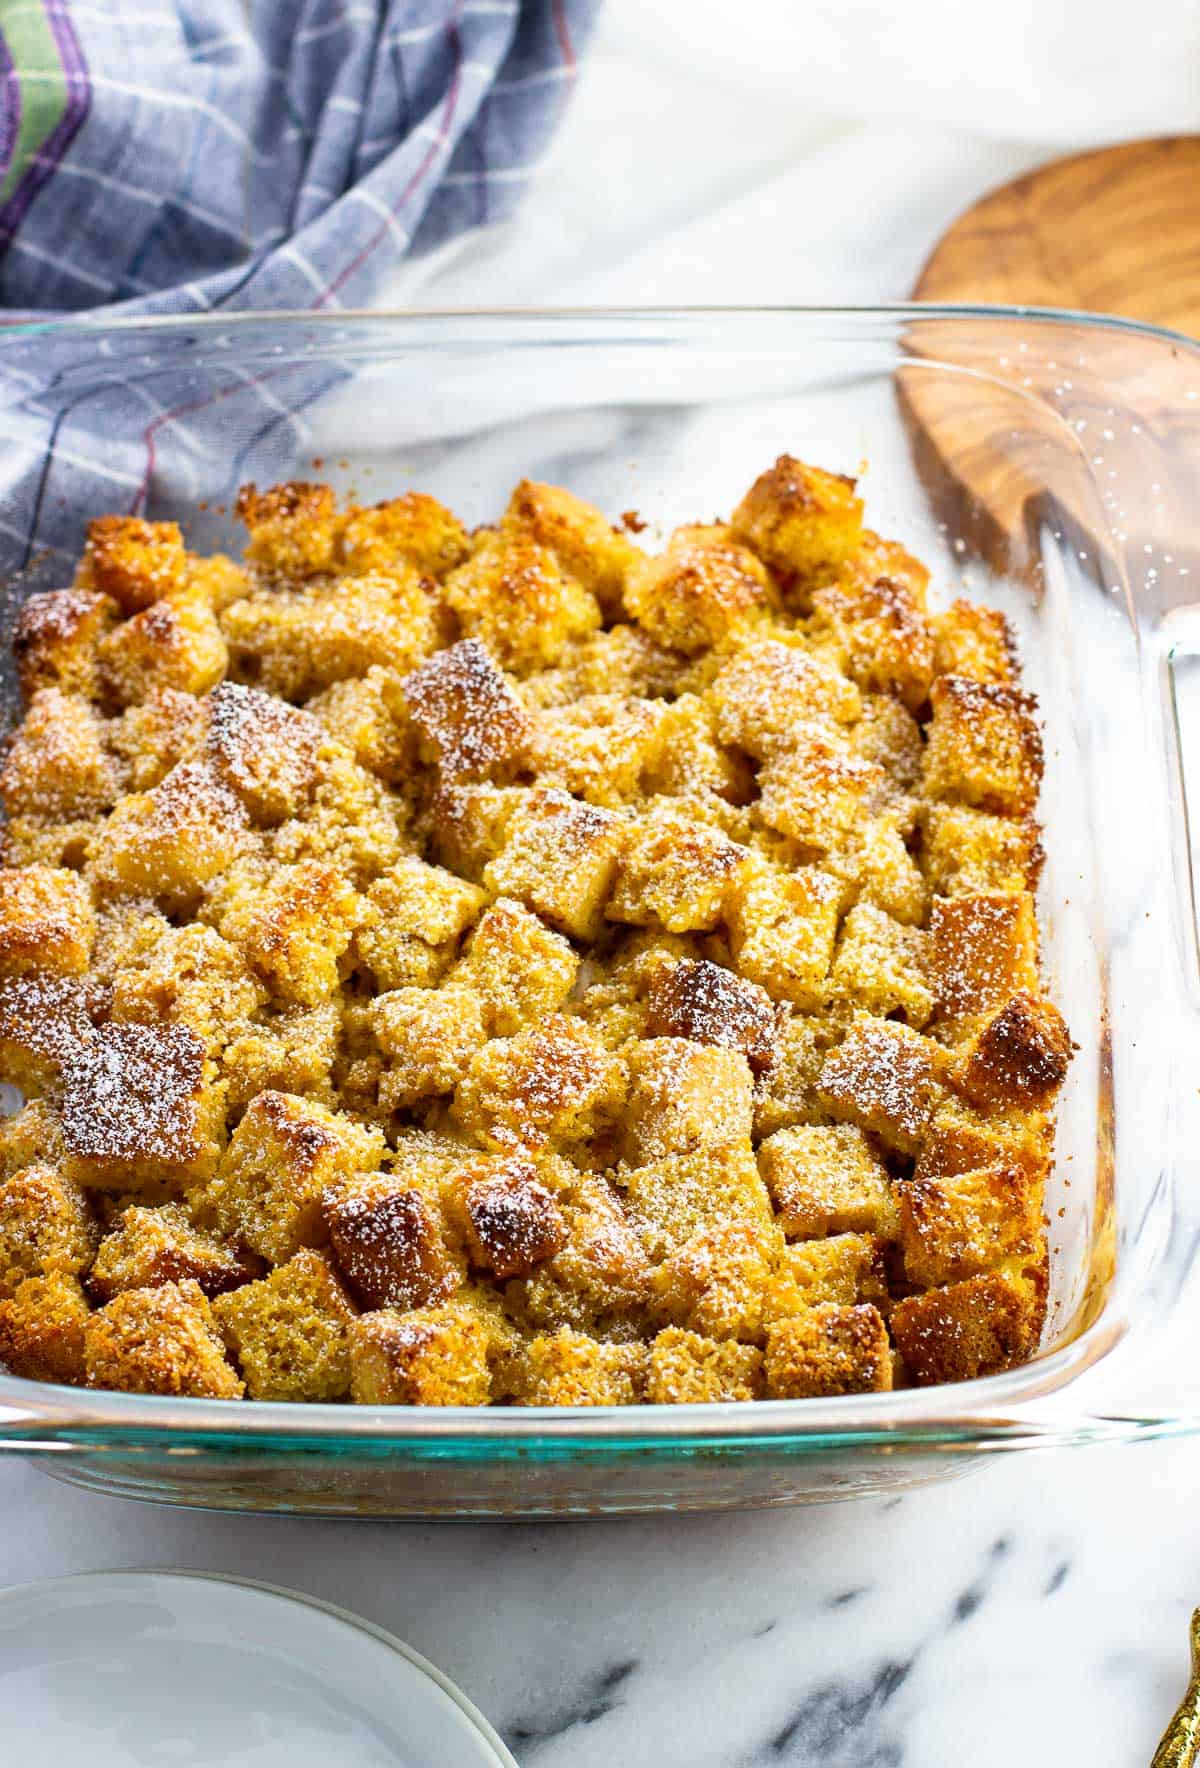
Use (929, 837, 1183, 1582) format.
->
(0, 0, 597, 571)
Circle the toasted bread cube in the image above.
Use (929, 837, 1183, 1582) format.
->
(650, 1217, 781, 1342)
(269, 745, 403, 886)
(928, 892, 1039, 1025)
(82, 515, 186, 613)
(764, 1233, 890, 1317)
(236, 480, 339, 577)
(214, 1250, 355, 1401)
(710, 637, 861, 760)
(401, 638, 529, 781)
(524, 693, 666, 807)
(759, 1123, 897, 1241)
(919, 802, 1043, 896)
(764, 1301, 892, 1397)
(727, 860, 840, 1008)
(353, 855, 484, 993)
(897, 1162, 1041, 1288)
(204, 682, 321, 825)
(0, 973, 102, 1092)
(429, 781, 526, 880)
(525, 623, 685, 706)
(809, 564, 934, 713)
(623, 1037, 754, 1163)
(932, 600, 1015, 685)
(349, 1297, 502, 1405)
(757, 724, 885, 853)
(953, 991, 1072, 1112)
(624, 524, 769, 654)
(0, 814, 98, 871)
(730, 455, 864, 607)
(221, 1003, 340, 1113)
(508, 1164, 652, 1334)
(891, 1269, 1039, 1384)
(453, 899, 578, 1035)
(108, 687, 207, 791)
(86, 1278, 243, 1397)
(98, 589, 227, 706)
(1, 688, 117, 819)
(608, 811, 748, 936)
(109, 923, 264, 1058)
(202, 1090, 384, 1264)
(914, 1100, 1050, 1189)
(502, 478, 640, 619)
(336, 491, 470, 578)
(0, 1272, 90, 1384)
(0, 1099, 66, 1179)
(372, 985, 488, 1110)
(89, 1203, 260, 1302)
(825, 811, 929, 927)
(60, 1022, 225, 1192)
(817, 1017, 949, 1153)
(444, 534, 601, 674)
(752, 1012, 833, 1137)
(222, 572, 437, 701)
(307, 666, 414, 786)
(13, 587, 114, 702)
(215, 859, 360, 1006)
(643, 691, 751, 802)
(644, 957, 778, 1074)
(453, 1017, 622, 1153)
(849, 693, 924, 788)
(829, 903, 932, 1027)
(646, 1327, 763, 1402)
(922, 675, 1043, 817)
(512, 1326, 647, 1406)
(453, 1154, 568, 1279)
(325, 1173, 463, 1310)
(90, 760, 252, 910)
(0, 1164, 97, 1299)
(486, 789, 622, 940)
(0, 865, 95, 977)
(622, 1140, 772, 1263)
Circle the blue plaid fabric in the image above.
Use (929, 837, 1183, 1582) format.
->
(0, 0, 597, 570)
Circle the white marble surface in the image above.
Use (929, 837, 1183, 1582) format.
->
(7, 3, 1200, 1762)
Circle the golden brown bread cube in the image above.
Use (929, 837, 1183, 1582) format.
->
(354, 856, 485, 993)
(349, 1296, 500, 1405)
(307, 666, 414, 786)
(60, 1021, 225, 1192)
(452, 1016, 622, 1154)
(919, 801, 1043, 896)
(730, 455, 864, 608)
(452, 898, 578, 1035)
(88, 1203, 261, 1302)
(107, 687, 207, 791)
(921, 675, 1043, 817)
(214, 1249, 355, 1401)
(86, 1278, 244, 1397)
(324, 1174, 462, 1311)
(0, 1272, 90, 1384)
(890, 1268, 1039, 1384)
(608, 811, 748, 936)
(336, 492, 470, 579)
(623, 523, 769, 654)
(1, 688, 117, 819)
(401, 638, 530, 781)
(622, 1037, 754, 1163)
(502, 478, 640, 619)
(81, 516, 187, 614)
(13, 587, 114, 702)
(0, 973, 103, 1093)
(0, 864, 95, 976)
(809, 561, 934, 713)
(824, 810, 929, 928)
(524, 623, 685, 706)
(649, 1217, 781, 1343)
(429, 781, 526, 881)
(523, 693, 666, 807)
(622, 1140, 772, 1264)
(507, 1165, 651, 1334)
(914, 1099, 1050, 1189)
(221, 571, 438, 700)
(751, 1011, 834, 1138)
(897, 1162, 1041, 1288)
(371, 984, 488, 1111)
(644, 691, 751, 803)
(756, 724, 885, 853)
(269, 746, 404, 886)
(644, 957, 778, 1074)
(213, 858, 360, 1006)
(828, 902, 933, 1028)
(98, 589, 228, 706)
(452, 1154, 568, 1279)
(710, 636, 860, 759)
(236, 480, 339, 578)
(646, 1327, 763, 1402)
(201, 1090, 385, 1264)
(444, 533, 601, 674)
(764, 1301, 892, 1398)
(221, 1003, 341, 1113)
(849, 693, 924, 788)
(109, 922, 264, 1058)
(817, 1017, 950, 1153)
(0, 1164, 97, 1299)
(952, 991, 1072, 1113)
(932, 600, 1015, 685)
(927, 892, 1039, 1025)
(758, 1123, 897, 1241)
(764, 1232, 890, 1316)
(90, 759, 252, 910)
(512, 1326, 647, 1406)
(727, 860, 840, 1008)
(204, 681, 321, 825)
(486, 789, 623, 941)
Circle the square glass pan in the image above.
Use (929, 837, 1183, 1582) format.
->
(0, 306, 1196, 1518)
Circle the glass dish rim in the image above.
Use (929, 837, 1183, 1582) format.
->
(0, 299, 1180, 1451)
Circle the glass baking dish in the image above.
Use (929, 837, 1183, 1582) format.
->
(0, 306, 1197, 1517)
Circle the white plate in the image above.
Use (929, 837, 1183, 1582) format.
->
(0, 1570, 518, 1767)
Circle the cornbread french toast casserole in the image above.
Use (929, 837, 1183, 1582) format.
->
(0, 459, 1071, 1406)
